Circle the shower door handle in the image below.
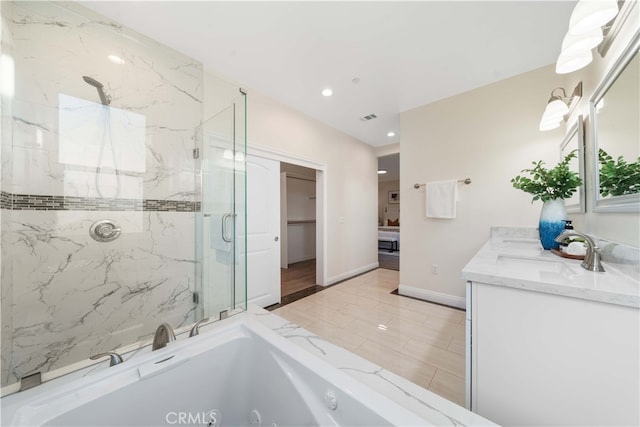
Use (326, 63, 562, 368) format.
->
(222, 213, 232, 243)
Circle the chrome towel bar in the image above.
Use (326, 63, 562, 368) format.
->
(414, 178, 471, 189)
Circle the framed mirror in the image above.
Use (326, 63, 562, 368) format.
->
(590, 29, 640, 212)
(560, 116, 585, 213)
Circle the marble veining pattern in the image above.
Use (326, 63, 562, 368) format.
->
(490, 226, 640, 277)
(1, 1, 203, 387)
(595, 236, 640, 280)
(4, 211, 196, 385)
(1, 308, 494, 427)
(7, 1, 202, 201)
(464, 227, 640, 308)
(249, 307, 493, 426)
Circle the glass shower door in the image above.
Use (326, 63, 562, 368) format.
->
(199, 93, 246, 320)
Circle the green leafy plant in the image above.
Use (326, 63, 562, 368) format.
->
(511, 150, 582, 202)
(598, 148, 640, 197)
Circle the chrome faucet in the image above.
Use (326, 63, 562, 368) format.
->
(189, 317, 210, 338)
(555, 231, 605, 272)
(152, 323, 176, 351)
(90, 351, 124, 367)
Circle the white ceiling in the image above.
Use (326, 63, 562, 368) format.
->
(82, 1, 576, 147)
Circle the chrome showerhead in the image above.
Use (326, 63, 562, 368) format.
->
(82, 75, 111, 105)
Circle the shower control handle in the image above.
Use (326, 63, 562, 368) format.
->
(90, 220, 121, 242)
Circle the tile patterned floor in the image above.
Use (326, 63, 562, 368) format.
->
(274, 268, 466, 406)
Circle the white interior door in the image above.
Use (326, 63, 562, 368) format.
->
(247, 155, 281, 307)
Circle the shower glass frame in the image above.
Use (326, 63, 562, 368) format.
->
(195, 91, 247, 322)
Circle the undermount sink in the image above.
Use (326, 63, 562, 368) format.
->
(496, 254, 577, 275)
(500, 238, 541, 248)
(490, 237, 543, 255)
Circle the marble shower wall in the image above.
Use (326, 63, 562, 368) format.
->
(1, 0, 15, 388)
(1, 2, 203, 386)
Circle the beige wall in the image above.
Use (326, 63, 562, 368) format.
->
(204, 70, 379, 285)
(201, 9, 638, 301)
(399, 65, 564, 305)
(399, 12, 639, 305)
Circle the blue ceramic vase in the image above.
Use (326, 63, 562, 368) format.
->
(539, 199, 568, 250)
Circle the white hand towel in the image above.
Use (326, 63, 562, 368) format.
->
(426, 180, 458, 219)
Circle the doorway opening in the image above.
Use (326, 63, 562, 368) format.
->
(246, 145, 326, 310)
(280, 162, 319, 299)
(378, 153, 400, 271)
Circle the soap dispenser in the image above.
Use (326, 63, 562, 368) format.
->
(559, 220, 573, 253)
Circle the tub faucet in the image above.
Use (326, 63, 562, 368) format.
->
(90, 351, 124, 367)
(189, 317, 210, 338)
(555, 231, 605, 272)
(152, 323, 176, 351)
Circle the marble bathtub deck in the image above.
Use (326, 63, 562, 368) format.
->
(252, 308, 493, 426)
(272, 268, 468, 408)
(2, 305, 492, 427)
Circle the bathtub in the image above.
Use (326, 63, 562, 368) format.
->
(1, 315, 430, 426)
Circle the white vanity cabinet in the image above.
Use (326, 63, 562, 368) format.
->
(465, 280, 639, 426)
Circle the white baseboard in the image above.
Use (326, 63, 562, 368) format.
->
(324, 262, 379, 286)
(287, 254, 316, 265)
(398, 285, 466, 309)
(248, 293, 280, 309)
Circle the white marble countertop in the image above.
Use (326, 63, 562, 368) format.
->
(462, 228, 640, 308)
(248, 305, 495, 427)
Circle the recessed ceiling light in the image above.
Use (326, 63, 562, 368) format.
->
(377, 169, 388, 175)
(108, 54, 125, 65)
(321, 88, 333, 97)
(387, 131, 396, 137)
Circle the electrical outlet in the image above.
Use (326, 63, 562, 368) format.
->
(431, 264, 439, 275)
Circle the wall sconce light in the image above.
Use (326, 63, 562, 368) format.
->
(568, 0, 619, 35)
(561, 28, 604, 56)
(555, 0, 619, 74)
(556, 49, 593, 74)
(539, 82, 583, 131)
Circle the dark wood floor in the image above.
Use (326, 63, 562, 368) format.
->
(270, 254, 400, 311)
(378, 251, 400, 271)
(281, 259, 316, 297)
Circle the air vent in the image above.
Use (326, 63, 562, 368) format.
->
(360, 113, 378, 121)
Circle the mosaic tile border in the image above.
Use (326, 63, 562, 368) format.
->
(0, 191, 200, 212)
